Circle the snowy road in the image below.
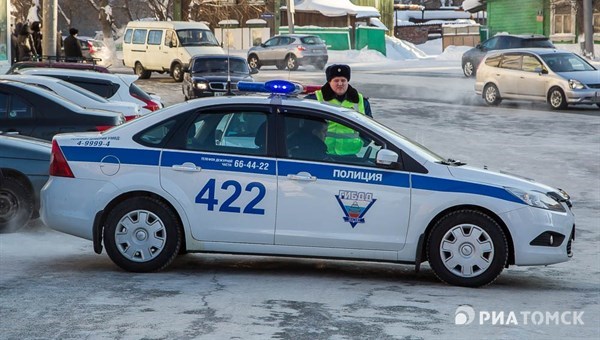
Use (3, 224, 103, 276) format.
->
(1, 70, 599, 339)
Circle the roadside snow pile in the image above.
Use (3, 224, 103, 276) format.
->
(436, 45, 472, 61)
(385, 35, 430, 60)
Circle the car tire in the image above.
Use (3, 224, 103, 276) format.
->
(275, 61, 286, 70)
(248, 54, 261, 70)
(597, 103, 600, 109)
(315, 61, 326, 70)
(483, 83, 502, 106)
(171, 63, 184, 82)
(286, 55, 299, 71)
(0, 176, 33, 233)
(463, 61, 475, 77)
(427, 210, 508, 287)
(548, 87, 568, 110)
(134, 62, 151, 79)
(103, 196, 182, 272)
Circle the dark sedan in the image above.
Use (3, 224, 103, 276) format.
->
(0, 81, 124, 141)
(182, 55, 257, 100)
(0, 133, 51, 232)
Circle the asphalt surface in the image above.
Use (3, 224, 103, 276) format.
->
(1, 67, 599, 339)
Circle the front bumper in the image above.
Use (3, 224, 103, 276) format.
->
(501, 205, 575, 266)
(566, 88, 600, 105)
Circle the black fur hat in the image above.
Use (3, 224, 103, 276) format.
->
(326, 64, 351, 82)
(69, 28, 78, 35)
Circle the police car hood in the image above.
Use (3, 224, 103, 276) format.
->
(446, 165, 560, 193)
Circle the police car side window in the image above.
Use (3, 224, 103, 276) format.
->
(185, 111, 268, 155)
(283, 114, 382, 167)
(136, 118, 180, 146)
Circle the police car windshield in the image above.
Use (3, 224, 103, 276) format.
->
(365, 116, 446, 162)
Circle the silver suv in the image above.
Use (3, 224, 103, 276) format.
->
(247, 34, 328, 71)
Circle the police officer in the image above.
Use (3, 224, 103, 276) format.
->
(306, 64, 372, 156)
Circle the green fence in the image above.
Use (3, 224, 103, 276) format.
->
(355, 26, 386, 56)
(279, 27, 352, 50)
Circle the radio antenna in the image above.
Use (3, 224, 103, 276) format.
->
(226, 22, 233, 96)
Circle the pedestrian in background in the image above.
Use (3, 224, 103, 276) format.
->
(306, 64, 372, 156)
(17, 23, 37, 61)
(63, 28, 83, 62)
(11, 23, 22, 64)
(31, 21, 43, 59)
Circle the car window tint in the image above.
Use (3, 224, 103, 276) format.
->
(132, 29, 147, 44)
(524, 39, 554, 48)
(185, 112, 267, 155)
(301, 36, 323, 45)
(69, 80, 115, 98)
(137, 118, 180, 146)
(148, 30, 163, 45)
(264, 37, 278, 47)
(482, 37, 497, 50)
(0, 93, 7, 118)
(165, 30, 176, 46)
(485, 55, 502, 67)
(495, 37, 511, 49)
(8, 95, 33, 119)
(129, 83, 152, 101)
(522, 55, 542, 72)
(284, 114, 382, 167)
(123, 29, 133, 44)
(500, 55, 521, 70)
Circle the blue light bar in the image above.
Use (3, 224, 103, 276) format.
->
(237, 80, 303, 95)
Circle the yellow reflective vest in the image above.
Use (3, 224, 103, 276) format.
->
(315, 90, 366, 155)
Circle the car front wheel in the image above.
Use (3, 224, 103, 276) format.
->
(427, 210, 508, 287)
(483, 83, 502, 106)
(103, 197, 182, 272)
(463, 61, 475, 77)
(0, 177, 33, 233)
(548, 87, 568, 110)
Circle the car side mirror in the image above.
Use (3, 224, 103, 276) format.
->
(183, 66, 189, 72)
(250, 68, 259, 75)
(476, 43, 482, 49)
(169, 41, 176, 48)
(376, 149, 398, 166)
(260, 43, 266, 48)
(540, 68, 549, 74)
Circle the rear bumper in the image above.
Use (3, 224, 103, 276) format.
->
(298, 55, 328, 66)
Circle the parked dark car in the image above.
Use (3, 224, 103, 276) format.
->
(182, 55, 257, 100)
(0, 133, 51, 232)
(6, 61, 110, 75)
(461, 34, 555, 77)
(247, 34, 328, 71)
(0, 80, 125, 141)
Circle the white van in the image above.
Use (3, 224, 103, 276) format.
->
(122, 21, 224, 82)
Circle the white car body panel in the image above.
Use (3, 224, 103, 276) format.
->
(40, 95, 575, 278)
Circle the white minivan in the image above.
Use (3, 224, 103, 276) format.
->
(122, 21, 224, 82)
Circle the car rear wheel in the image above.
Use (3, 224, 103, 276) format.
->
(315, 61, 326, 70)
(548, 87, 568, 110)
(427, 210, 508, 287)
(0, 177, 33, 233)
(483, 84, 502, 106)
(103, 197, 182, 272)
(134, 62, 151, 79)
(286, 55, 299, 71)
(171, 63, 184, 82)
(275, 61, 286, 70)
(248, 55, 261, 70)
(463, 61, 475, 77)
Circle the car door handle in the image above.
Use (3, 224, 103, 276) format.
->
(287, 172, 317, 181)
(172, 162, 202, 172)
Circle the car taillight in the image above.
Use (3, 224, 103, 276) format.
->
(131, 93, 160, 111)
(96, 125, 114, 131)
(88, 41, 95, 54)
(124, 115, 140, 122)
(49, 140, 74, 178)
(297, 45, 306, 51)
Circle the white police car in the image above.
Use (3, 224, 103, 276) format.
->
(41, 80, 574, 287)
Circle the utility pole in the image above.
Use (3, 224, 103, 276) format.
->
(42, 0, 58, 59)
(274, 0, 281, 35)
(287, 0, 295, 34)
(583, 0, 594, 58)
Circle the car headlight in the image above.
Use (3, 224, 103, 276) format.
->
(568, 79, 585, 90)
(195, 82, 208, 90)
(505, 187, 566, 212)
